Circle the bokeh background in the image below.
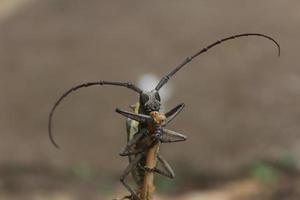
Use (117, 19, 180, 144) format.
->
(1, 0, 300, 199)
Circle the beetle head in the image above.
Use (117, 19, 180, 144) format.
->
(139, 90, 161, 114)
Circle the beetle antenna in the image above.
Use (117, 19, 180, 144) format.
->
(48, 81, 142, 148)
(155, 33, 280, 90)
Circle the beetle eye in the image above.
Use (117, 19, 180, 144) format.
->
(140, 94, 149, 104)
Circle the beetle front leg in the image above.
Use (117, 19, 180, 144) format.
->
(164, 103, 185, 126)
(116, 108, 152, 123)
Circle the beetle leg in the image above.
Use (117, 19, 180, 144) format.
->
(156, 154, 175, 178)
(116, 108, 152, 123)
(113, 195, 132, 200)
(120, 141, 155, 156)
(164, 103, 185, 126)
(120, 129, 154, 156)
(139, 154, 174, 179)
(160, 128, 187, 143)
(119, 131, 144, 156)
(120, 154, 143, 200)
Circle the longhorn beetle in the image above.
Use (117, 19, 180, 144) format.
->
(48, 33, 280, 200)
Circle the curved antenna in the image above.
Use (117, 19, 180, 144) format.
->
(155, 33, 281, 90)
(48, 81, 142, 149)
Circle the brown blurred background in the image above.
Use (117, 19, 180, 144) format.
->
(0, 0, 300, 199)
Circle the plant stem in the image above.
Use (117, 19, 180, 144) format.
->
(140, 142, 160, 200)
